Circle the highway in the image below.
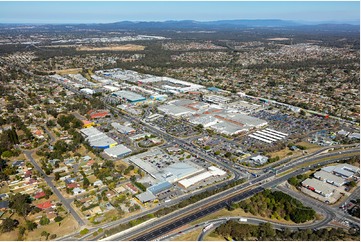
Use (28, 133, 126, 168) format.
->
(108, 150, 359, 241)
(48, 78, 359, 240)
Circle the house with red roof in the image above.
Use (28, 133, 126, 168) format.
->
(36, 201, 52, 210)
(67, 183, 79, 189)
(87, 110, 111, 119)
(34, 191, 46, 199)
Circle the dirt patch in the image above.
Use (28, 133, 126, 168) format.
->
(55, 68, 82, 75)
(0, 229, 18, 241)
(205, 231, 227, 241)
(26, 215, 79, 240)
(76, 44, 145, 52)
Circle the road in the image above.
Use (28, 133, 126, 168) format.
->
(336, 186, 360, 208)
(23, 150, 85, 227)
(277, 186, 360, 226)
(108, 150, 359, 241)
(54, 80, 244, 181)
(48, 78, 359, 240)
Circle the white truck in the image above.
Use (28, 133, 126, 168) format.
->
(203, 223, 214, 232)
(239, 218, 247, 222)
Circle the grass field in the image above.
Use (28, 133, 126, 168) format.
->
(205, 231, 227, 241)
(295, 141, 321, 149)
(170, 227, 202, 241)
(76, 44, 145, 52)
(26, 215, 79, 240)
(267, 142, 321, 161)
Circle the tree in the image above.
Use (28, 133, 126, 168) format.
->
(225, 152, 232, 158)
(1, 218, 18, 232)
(258, 222, 275, 239)
(41, 231, 50, 240)
(54, 140, 68, 153)
(54, 216, 63, 222)
(44, 188, 53, 199)
(18, 226, 26, 239)
(54, 172, 61, 181)
(49, 234, 57, 240)
(9, 193, 33, 217)
(1, 150, 13, 158)
(83, 177, 90, 189)
(40, 216, 50, 226)
(26, 220, 38, 231)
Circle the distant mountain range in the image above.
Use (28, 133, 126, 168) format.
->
(97, 19, 359, 29)
(0, 19, 359, 31)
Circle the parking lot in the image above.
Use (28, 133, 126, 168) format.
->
(150, 115, 200, 137)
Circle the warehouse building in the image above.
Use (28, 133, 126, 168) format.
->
(80, 88, 95, 95)
(104, 144, 132, 158)
(203, 95, 232, 104)
(250, 155, 269, 165)
(158, 104, 196, 117)
(147, 181, 172, 195)
(80, 127, 117, 149)
(219, 113, 268, 129)
(136, 191, 156, 203)
(302, 178, 335, 197)
(112, 90, 146, 103)
(210, 121, 248, 135)
(103, 85, 120, 92)
(322, 164, 359, 179)
(111, 122, 136, 134)
(156, 162, 204, 183)
(178, 166, 226, 189)
(189, 115, 219, 128)
(313, 170, 346, 187)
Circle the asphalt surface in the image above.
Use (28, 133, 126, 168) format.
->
(49, 78, 360, 240)
(277, 186, 360, 225)
(132, 187, 265, 241)
(112, 150, 359, 241)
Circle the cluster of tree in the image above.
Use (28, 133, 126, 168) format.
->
(215, 220, 359, 241)
(237, 190, 316, 223)
(0, 127, 20, 155)
(57, 114, 83, 130)
(1, 218, 19, 233)
(92, 160, 124, 185)
(0, 159, 17, 182)
(3, 115, 33, 141)
(288, 174, 310, 187)
(216, 221, 275, 240)
(268, 155, 280, 163)
(130, 175, 146, 192)
(8, 193, 39, 217)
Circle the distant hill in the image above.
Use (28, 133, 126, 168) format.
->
(0, 19, 359, 33)
(105, 19, 302, 29)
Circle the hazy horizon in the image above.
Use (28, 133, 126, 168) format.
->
(0, 1, 359, 24)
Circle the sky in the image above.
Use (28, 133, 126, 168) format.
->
(0, 1, 359, 24)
